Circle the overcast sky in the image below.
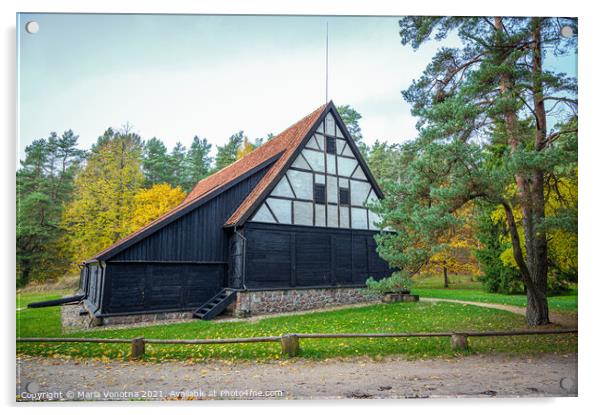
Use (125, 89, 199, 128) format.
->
(17, 14, 577, 160)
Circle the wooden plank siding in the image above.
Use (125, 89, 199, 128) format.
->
(90, 164, 272, 316)
(101, 263, 224, 314)
(243, 222, 392, 289)
(110, 164, 272, 262)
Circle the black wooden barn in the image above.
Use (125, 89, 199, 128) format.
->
(76, 102, 393, 320)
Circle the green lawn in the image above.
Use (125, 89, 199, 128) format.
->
(412, 274, 578, 311)
(412, 288, 577, 311)
(16, 290, 577, 362)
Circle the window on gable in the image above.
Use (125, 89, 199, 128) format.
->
(313, 183, 326, 204)
(339, 187, 350, 206)
(326, 136, 336, 155)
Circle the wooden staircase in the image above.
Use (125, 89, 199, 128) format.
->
(192, 289, 236, 320)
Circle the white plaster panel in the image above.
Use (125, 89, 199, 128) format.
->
(305, 136, 320, 150)
(327, 204, 339, 228)
(316, 122, 325, 135)
(366, 189, 378, 204)
(336, 124, 344, 138)
(291, 154, 311, 170)
(315, 173, 325, 184)
(315, 204, 326, 227)
(368, 210, 381, 230)
(342, 144, 354, 157)
(350, 180, 372, 206)
(338, 177, 349, 189)
(302, 149, 325, 172)
(314, 133, 324, 151)
(325, 113, 336, 136)
(251, 204, 276, 223)
(326, 154, 336, 175)
(337, 156, 358, 177)
(287, 170, 313, 200)
(339, 206, 350, 228)
(266, 198, 292, 224)
(336, 139, 346, 155)
(326, 175, 337, 204)
(352, 167, 367, 180)
(293, 201, 313, 226)
(271, 177, 295, 198)
(351, 207, 368, 229)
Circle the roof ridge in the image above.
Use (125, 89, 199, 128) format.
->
(86, 102, 328, 262)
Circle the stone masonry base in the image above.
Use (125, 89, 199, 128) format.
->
(61, 303, 194, 331)
(232, 287, 380, 317)
(60, 287, 380, 330)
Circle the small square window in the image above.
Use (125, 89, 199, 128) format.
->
(339, 187, 350, 206)
(326, 137, 336, 154)
(313, 183, 326, 204)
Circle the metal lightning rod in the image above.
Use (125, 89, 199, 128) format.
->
(325, 21, 329, 104)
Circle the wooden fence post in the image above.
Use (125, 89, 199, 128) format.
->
(131, 337, 145, 359)
(450, 333, 468, 351)
(281, 334, 299, 357)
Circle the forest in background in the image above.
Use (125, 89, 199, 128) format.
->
(16, 106, 365, 286)
(16, 100, 576, 295)
(17, 18, 578, 316)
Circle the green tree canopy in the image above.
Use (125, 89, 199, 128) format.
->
(17, 130, 84, 285)
(375, 17, 577, 325)
(184, 136, 212, 192)
(215, 131, 244, 171)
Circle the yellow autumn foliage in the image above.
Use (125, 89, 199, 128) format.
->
(422, 204, 481, 277)
(130, 184, 186, 230)
(61, 135, 144, 265)
(493, 173, 577, 277)
(236, 137, 255, 159)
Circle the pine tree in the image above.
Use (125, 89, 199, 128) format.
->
(376, 17, 577, 325)
(184, 136, 212, 192)
(169, 142, 187, 187)
(17, 131, 84, 285)
(142, 137, 171, 186)
(215, 131, 244, 171)
(336, 105, 363, 143)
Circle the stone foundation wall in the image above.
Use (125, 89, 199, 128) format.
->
(232, 287, 379, 317)
(102, 311, 193, 326)
(61, 303, 194, 331)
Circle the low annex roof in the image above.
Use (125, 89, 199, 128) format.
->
(87, 102, 328, 262)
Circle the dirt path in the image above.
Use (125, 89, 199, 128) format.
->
(421, 297, 577, 328)
(16, 353, 576, 401)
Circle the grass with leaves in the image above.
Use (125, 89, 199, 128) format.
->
(411, 274, 577, 311)
(17, 290, 576, 362)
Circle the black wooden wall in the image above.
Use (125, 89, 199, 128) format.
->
(109, 164, 271, 262)
(102, 263, 224, 314)
(80, 262, 104, 314)
(243, 222, 391, 288)
(89, 164, 272, 316)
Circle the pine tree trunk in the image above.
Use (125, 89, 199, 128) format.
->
(494, 16, 550, 325)
(527, 17, 550, 325)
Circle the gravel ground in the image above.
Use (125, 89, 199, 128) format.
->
(16, 353, 577, 401)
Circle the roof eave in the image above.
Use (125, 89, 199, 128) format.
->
(89, 152, 283, 262)
(225, 103, 333, 228)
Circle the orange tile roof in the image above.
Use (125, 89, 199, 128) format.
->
(88, 103, 327, 261)
(225, 103, 327, 226)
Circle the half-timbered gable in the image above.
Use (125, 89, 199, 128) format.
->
(249, 108, 382, 230)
